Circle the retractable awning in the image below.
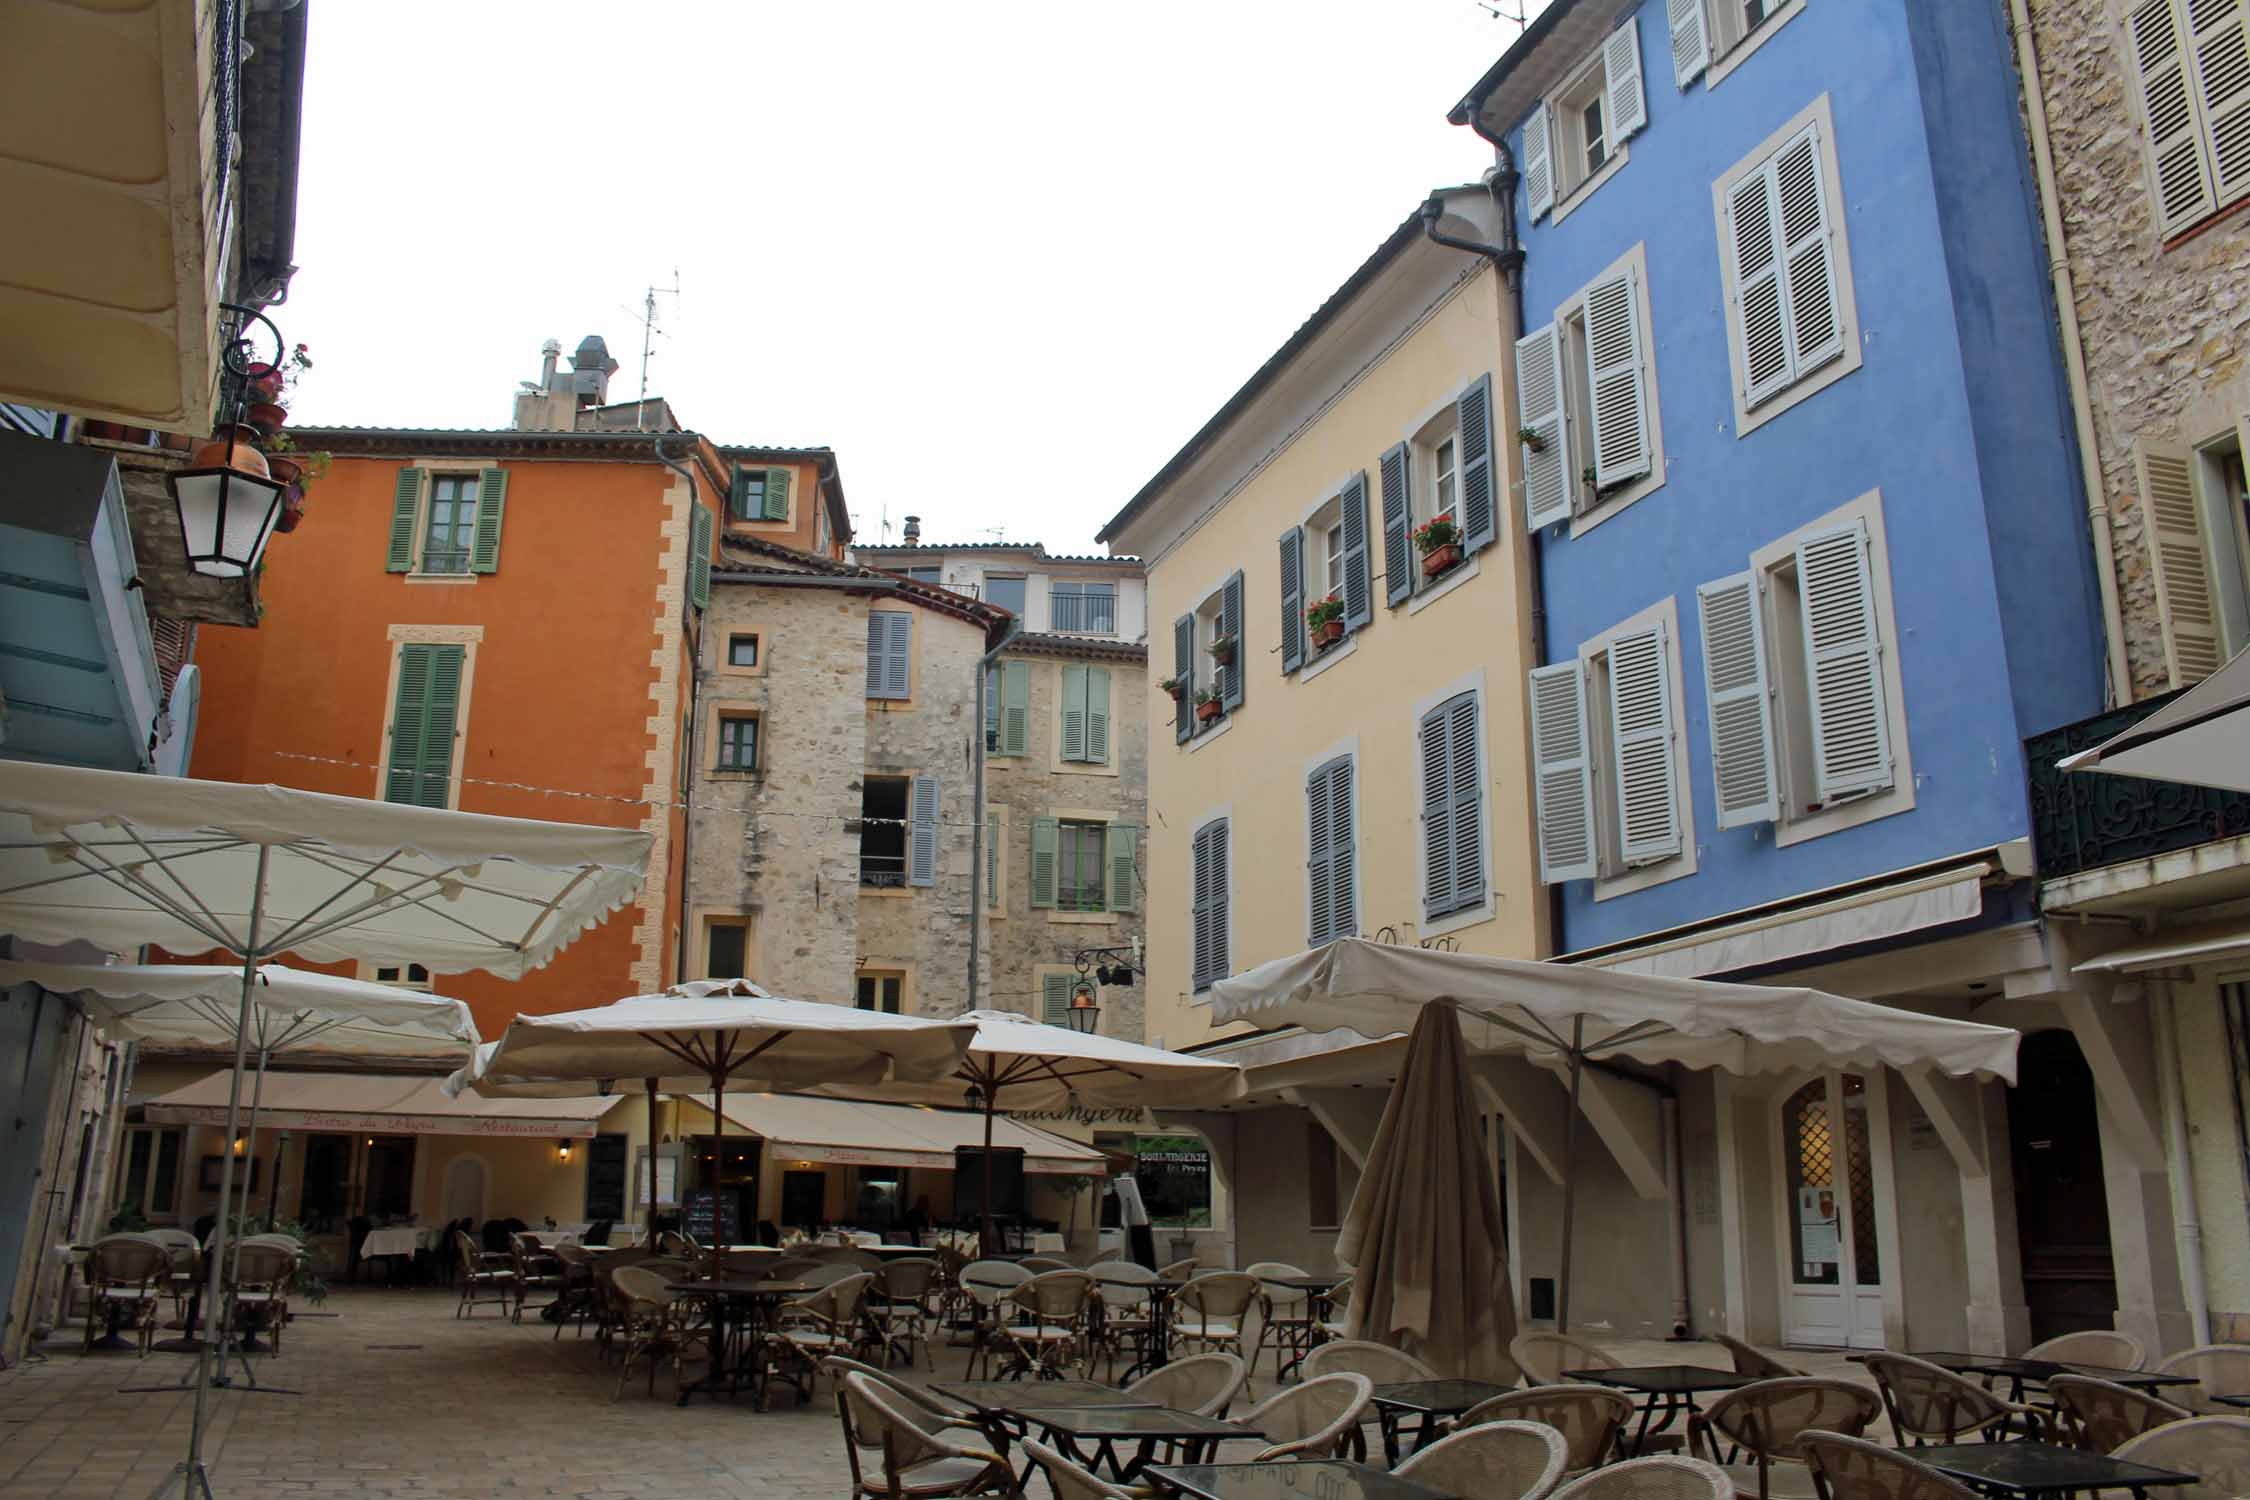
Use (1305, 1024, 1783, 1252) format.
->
(700, 1093, 1109, 1176)
(144, 1070, 613, 1139)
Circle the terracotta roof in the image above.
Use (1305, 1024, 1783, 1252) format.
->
(716, 536, 1008, 637)
(850, 541, 1143, 568)
(1001, 632, 1148, 664)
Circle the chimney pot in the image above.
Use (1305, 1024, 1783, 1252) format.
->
(902, 515, 922, 546)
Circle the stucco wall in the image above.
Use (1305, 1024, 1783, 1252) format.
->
(2174, 982, 2250, 1333)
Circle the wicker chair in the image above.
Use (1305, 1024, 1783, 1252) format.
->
(1547, 1455, 1734, 1500)
(1020, 1255, 1073, 1273)
(1861, 1352, 2046, 1444)
(84, 1234, 170, 1357)
(549, 1243, 601, 1340)
(1246, 1261, 1320, 1378)
(2045, 1374, 2190, 1451)
(1235, 1372, 1374, 1461)
(1090, 1262, 1159, 1382)
(775, 1271, 880, 1399)
(870, 1257, 942, 1370)
(999, 1270, 1096, 1381)
(958, 1260, 1031, 1382)
(1123, 1352, 1249, 1419)
(1512, 1331, 1619, 1386)
(2152, 1343, 2250, 1414)
(1397, 1420, 1570, 1500)
(1688, 1378, 1882, 1500)
(1172, 1272, 1258, 1367)
(1318, 1275, 1354, 1340)
(835, 1372, 1015, 1500)
(222, 1239, 299, 1354)
(1459, 1386, 1636, 1474)
(1301, 1339, 1444, 1464)
(454, 1228, 517, 1319)
(2112, 1416, 2250, 1498)
(820, 1356, 994, 1451)
(1159, 1258, 1201, 1281)
(1712, 1334, 1803, 1380)
(509, 1232, 565, 1324)
(146, 1227, 202, 1327)
(609, 1265, 703, 1399)
(1021, 1438, 1133, 1500)
(2022, 1329, 2146, 1371)
(1799, 1432, 1979, 1500)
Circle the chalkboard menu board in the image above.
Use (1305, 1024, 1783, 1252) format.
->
(684, 1186, 744, 1246)
(583, 1133, 628, 1220)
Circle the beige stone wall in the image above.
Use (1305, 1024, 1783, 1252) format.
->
(2023, 0, 2250, 699)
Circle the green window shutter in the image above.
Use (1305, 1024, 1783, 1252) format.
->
(1085, 667, 1110, 764)
(1041, 972, 1074, 1026)
(1106, 824, 1137, 914)
(1001, 661, 1031, 755)
(764, 466, 791, 521)
(385, 643, 464, 807)
(385, 467, 423, 572)
(728, 467, 752, 520)
(1030, 816, 1059, 908)
(986, 814, 1001, 910)
(471, 467, 508, 573)
(418, 645, 465, 809)
(689, 505, 714, 609)
(1061, 664, 1089, 762)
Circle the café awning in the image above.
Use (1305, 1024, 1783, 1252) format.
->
(700, 1093, 1109, 1176)
(144, 1070, 613, 1139)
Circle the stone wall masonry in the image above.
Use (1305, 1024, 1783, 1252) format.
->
(2023, 0, 2250, 700)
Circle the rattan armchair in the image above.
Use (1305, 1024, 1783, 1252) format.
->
(1246, 1261, 1320, 1378)
(1512, 1331, 1619, 1386)
(1688, 1377, 1882, 1500)
(835, 1372, 1015, 1500)
(1302, 1339, 1444, 1464)
(1123, 1352, 1249, 1419)
(1171, 1272, 1257, 1367)
(1158, 1258, 1201, 1280)
(2045, 1374, 2189, 1451)
(607, 1264, 705, 1398)
(999, 1270, 1096, 1381)
(84, 1234, 170, 1357)
(1712, 1334, 1803, 1380)
(2022, 1329, 2146, 1371)
(1862, 1352, 2047, 1444)
(775, 1271, 880, 1399)
(1397, 1420, 1570, 1500)
(2151, 1343, 2250, 1414)
(453, 1228, 517, 1319)
(870, 1257, 941, 1370)
(1235, 1372, 1374, 1461)
(223, 1239, 299, 1354)
(2112, 1415, 2250, 1497)
(1548, 1455, 1733, 1500)
(1799, 1432, 1979, 1500)
(549, 1243, 600, 1339)
(146, 1227, 202, 1328)
(1091, 1262, 1160, 1382)
(820, 1356, 995, 1452)
(509, 1232, 564, 1325)
(1021, 1438, 1133, 1500)
(1458, 1386, 1636, 1474)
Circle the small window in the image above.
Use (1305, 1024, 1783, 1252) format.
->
(716, 715, 758, 771)
(1052, 580, 1117, 634)
(372, 963, 432, 991)
(728, 634, 759, 668)
(705, 919, 749, 980)
(904, 566, 942, 585)
(860, 776, 908, 887)
(1523, 19, 1645, 220)
(731, 468, 767, 521)
(1322, 522, 1346, 597)
(421, 476, 480, 575)
(1057, 819, 1109, 912)
(985, 574, 1027, 617)
(1174, 575, 1244, 740)
(855, 972, 903, 1013)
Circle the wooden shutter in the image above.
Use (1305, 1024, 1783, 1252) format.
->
(1774, 125, 1845, 379)
(1607, 625, 1682, 866)
(1529, 663, 1598, 883)
(1279, 526, 1307, 673)
(2130, 1, 2221, 233)
(1668, 0, 1710, 86)
(1340, 471, 1373, 629)
(1001, 660, 1031, 755)
(689, 504, 713, 609)
(986, 813, 1001, 909)
(865, 612, 886, 698)
(866, 611, 910, 700)
(1061, 664, 1089, 762)
(1106, 823, 1137, 915)
(1085, 667, 1110, 764)
(764, 466, 791, 521)
(1030, 816, 1059, 908)
(1523, 104, 1554, 220)
(1795, 522, 1893, 803)
(1421, 694, 1482, 919)
(1380, 443, 1414, 606)
(1696, 571, 1781, 829)
(1308, 760, 1336, 945)
(908, 775, 939, 887)
(1191, 823, 1215, 987)
(471, 468, 508, 573)
(1174, 615, 1195, 743)
(1041, 972, 1074, 1026)
(728, 466, 753, 520)
(1457, 373, 1497, 553)
(1420, 704, 1453, 918)
(1516, 324, 1573, 530)
(1205, 819, 1230, 985)
(1727, 159, 1793, 408)
(2138, 440, 2224, 685)
(1329, 758, 1356, 940)
(1220, 571, 1246, 711)
(385, 467, 423, 572)
(2191, 0, 2250, 209)
(1604, 16, 1649, 151)
(386, 643, 463, 808)
(1585, 270, 1651, 490)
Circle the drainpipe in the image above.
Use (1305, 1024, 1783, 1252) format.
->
(2153, 980, 2212, 1345)
(654, 435, 703, 985)
(967, 620, 1024, 1010)
(2007, 0, 2132, 707)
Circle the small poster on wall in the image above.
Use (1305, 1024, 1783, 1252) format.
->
(1797, 1184, 1841, 1273)
(634, 1146, 680, 1210)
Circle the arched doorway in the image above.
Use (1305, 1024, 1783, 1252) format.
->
(2010, 1028, 2115, 1342)
(1778, 1072, 1886, 1348)
(440, 1154, 487, 1227)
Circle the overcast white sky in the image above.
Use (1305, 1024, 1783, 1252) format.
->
(284, 2, 1542, 555)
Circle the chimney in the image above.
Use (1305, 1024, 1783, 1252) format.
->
(569, 334, 618, 409)
(903, 514, 922, 546)
(538, 338, 562, 391)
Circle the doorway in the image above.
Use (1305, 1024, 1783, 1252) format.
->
(362, 1136, 416, 1219)
(1778, 1073, 1886, 1348)
(2010, 1029, 2116, 1342)
(298, 1133, 354, 1232)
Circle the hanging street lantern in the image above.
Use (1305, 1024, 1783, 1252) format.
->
(169, 304, 288, 578)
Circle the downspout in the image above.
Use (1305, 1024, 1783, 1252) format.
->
(967, 620, 1025, 1010)
(654, 436, 703, 985)
(2153, 979, 2212, 1345)
(2007, 0, 2132, 706)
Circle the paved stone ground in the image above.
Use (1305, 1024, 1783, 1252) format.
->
(0, 1288, 1872, 1499)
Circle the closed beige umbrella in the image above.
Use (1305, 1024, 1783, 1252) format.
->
(1337, 1001, 1517, 1382)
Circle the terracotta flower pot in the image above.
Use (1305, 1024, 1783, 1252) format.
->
(187, 427, 270, 478)
(264, 454, 305, 486)
(1164, 684, 1183, 701)
(274, 485, 307, 534)
(1421, 542, 1462, 578)
(1312, 618, 1345, 648)
(245, 401, 289, 439)
(1195, 698, 1223, 724)
(1212, 646, 1236, 668)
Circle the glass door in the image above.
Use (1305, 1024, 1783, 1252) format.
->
(1780, 1073, 1884, 1347)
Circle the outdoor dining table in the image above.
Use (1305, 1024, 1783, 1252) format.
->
(1909, 1439, 2198, 1498)
(1369, 1378, 1515, 1466)
(1565, 1364, 1757, 1454)
(665, 1278, 810, 1410)
(1149, 1460, 1453, 1500)
(1863, 1350, 2201, 1403)
(2216, 1392, 2250, 1408)
(1266, 1274, 1349, 1382)
(1120, 1277, 1191, 1384)
(932, 1378, 1158, 1423)
(1014, 1406, 1258, 1483)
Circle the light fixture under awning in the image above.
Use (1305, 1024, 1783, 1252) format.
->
(144, 1071, 612, 1139)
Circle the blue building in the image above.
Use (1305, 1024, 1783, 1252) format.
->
(1450, 0, 2192, 1355)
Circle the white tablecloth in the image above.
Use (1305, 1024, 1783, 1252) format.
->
(361, 1226, 437, 1259)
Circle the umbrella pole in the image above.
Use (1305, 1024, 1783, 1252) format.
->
(981, 1084, 998, 1258)
(1556, 1019, 1586, 1336)
(265, 1133, 286, 1230)
(709, 1054, 725, 1280)
(645, 1079, 660, 1249)
(228, 1045, 271, 1275)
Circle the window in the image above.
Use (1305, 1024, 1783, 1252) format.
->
(371, 963, 432, 990)
(856, 971, 904, 1013)
(1522, 18, 1647, 218)
(385, 466, 509, 576)
(420, 475, 480, 574)
(704, 919, 750, 980)
(1057, 820, 1107, 912)
(1532, 607, 1693, 889)
(1031, 818, 1137, 914)
(1306, 1121, 1340, 1230)
(2123, 0, 2250, 237)
(1667, 0, 1801, 89)
(904, 566, 943, 585)
(1059, 664, 1111, 765)
(1323, 522, 1346, 595)
(2139, 427, 2250, 686)
(860, 776, 908, 888)
(1715, 105, 1859, 434)
(1306, 754, 1356, 946)
(1379, 377, 1495, 606)
(1516, 248, 1660, 531)
(1280, 478, 1371, 672)
(985, 574, 1027, 617)
(118, 1126, 184, 1223)
(865, 609, 912, 700)
(1051, 580, 1117, 634)
(716, 715, 758, 771)
(728, 634, 759, 668)
(987, 660, 1029, 755)
(729, 464, 790, 521)
(1172, 573, 1245, 740)
(1419, 692, 1487, 921)
(1190, 817, 1230, 991)
(383, 642, 465, 807)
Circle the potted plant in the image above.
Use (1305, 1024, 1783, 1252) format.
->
(1518, 424, 1546, 453)
(245, 398, 289, 440)
(1194, 688, 1222, 724)
(274, 484, 308, 533)
(188, 425, 271, 478)
(1582, 464, 1599, 494)
(244, 363, 284, 404)
(1210, 634, 1237, 668)
(1412, 516, 1463, 578)
(1305, 593, 1346, 649)
(1158, 675, 1185, 701)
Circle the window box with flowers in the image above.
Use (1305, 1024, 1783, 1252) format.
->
(1305, 593, 1346, 650)
(1210, 635, 1238, 669)
(1159, 675, 1185, 703)
(1195, 687, 1223, 724)
(1413, 517, 1462, 578)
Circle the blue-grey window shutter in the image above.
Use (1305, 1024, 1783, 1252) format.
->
(868, 611, 911, 700)
(1307, 755, 1355, 945)
(1221, 571, 1246, 711)
(1422, 691, 1484, 920)
(1191, 818, 1230, 990)
(1330, 757, 1356, 939)
(908, 774, 938, 886)
(1341, 471, 1373, 629)
(1279, 527, 1306, 674)
(1380, 443, 1412, 607)
(1458, 373, 1497, 554)
(689, 505, 713, 609)
(1174, 614, 1195, 743)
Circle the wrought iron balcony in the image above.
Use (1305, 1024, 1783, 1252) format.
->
(2025, 692, 2250, 880)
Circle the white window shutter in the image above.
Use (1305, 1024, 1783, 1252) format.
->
(908, 774, 939, 887)
(1524, 104, 1555, 220)
(1604, 17, 1649, 152)
(1696, 572, 1781, 829)
(1515, 323, 1573, 530)
(1726, 162, 1793, 407)
(1607, 625, 1683, 867)
(1585, 268, 1651, 489)
(1668, 0, 1710, 87)
(2137, 439, 2224, 685)
(2188, 0, 2250, 209)
(2129, 0, 2220, 234)
(1529, 663, 1598, 883)
(1795, 523, 1893, 804)
(1774, 125, 1845, 378)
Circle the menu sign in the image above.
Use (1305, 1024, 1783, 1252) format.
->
(684, 1186, 743, 1246)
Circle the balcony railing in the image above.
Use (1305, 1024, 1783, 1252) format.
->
(860, 853, 907, 889)
(1050, 591, 1116, 635)
(2025, 691, 2250, 880)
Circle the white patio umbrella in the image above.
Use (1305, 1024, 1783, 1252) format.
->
(0, 761, 651, 1500)
(1209, 937, 2021, 1332)
(2059, 644, 2250, 791)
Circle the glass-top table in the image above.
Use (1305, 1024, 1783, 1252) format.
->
(1150, 1460, 1454, 1500)
(932, 1379, 1158, 1416)
(1913, 1439, 2198, 1497)
(1368, 1380, 1516, 1466)
(1565, 1365, 1757, 1454)
(664, 1280, 811, 1410)
(1016, 1406, 1259, 1481)
(1868, 1350, 2201, 1402)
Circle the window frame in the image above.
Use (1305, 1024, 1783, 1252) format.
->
(855, 969, 906, 1014)
(1056, 817, 1110, 913)
(367, 962, 433, 991)
(117, 1125, 186, 1224)
(1578, 597, 1699, 899)
(726, 633, 761, 671)
(1051, 578, 1119, 635)
(377, 628, 480, 810)
(1554, 50, 1612, 201)
(703, 917, 752, 981)
(715, 713, 759, 773)
(419, 473, 481, 576)
(858, 774, 912, 890)
(984, 573, 1028, 618)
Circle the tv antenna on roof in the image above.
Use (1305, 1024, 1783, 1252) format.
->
(632, 271, 681, 429)
(1471, 0, 1529, 24)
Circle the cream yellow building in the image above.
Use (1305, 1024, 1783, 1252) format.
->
(1099, 187, 1540, 1271)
